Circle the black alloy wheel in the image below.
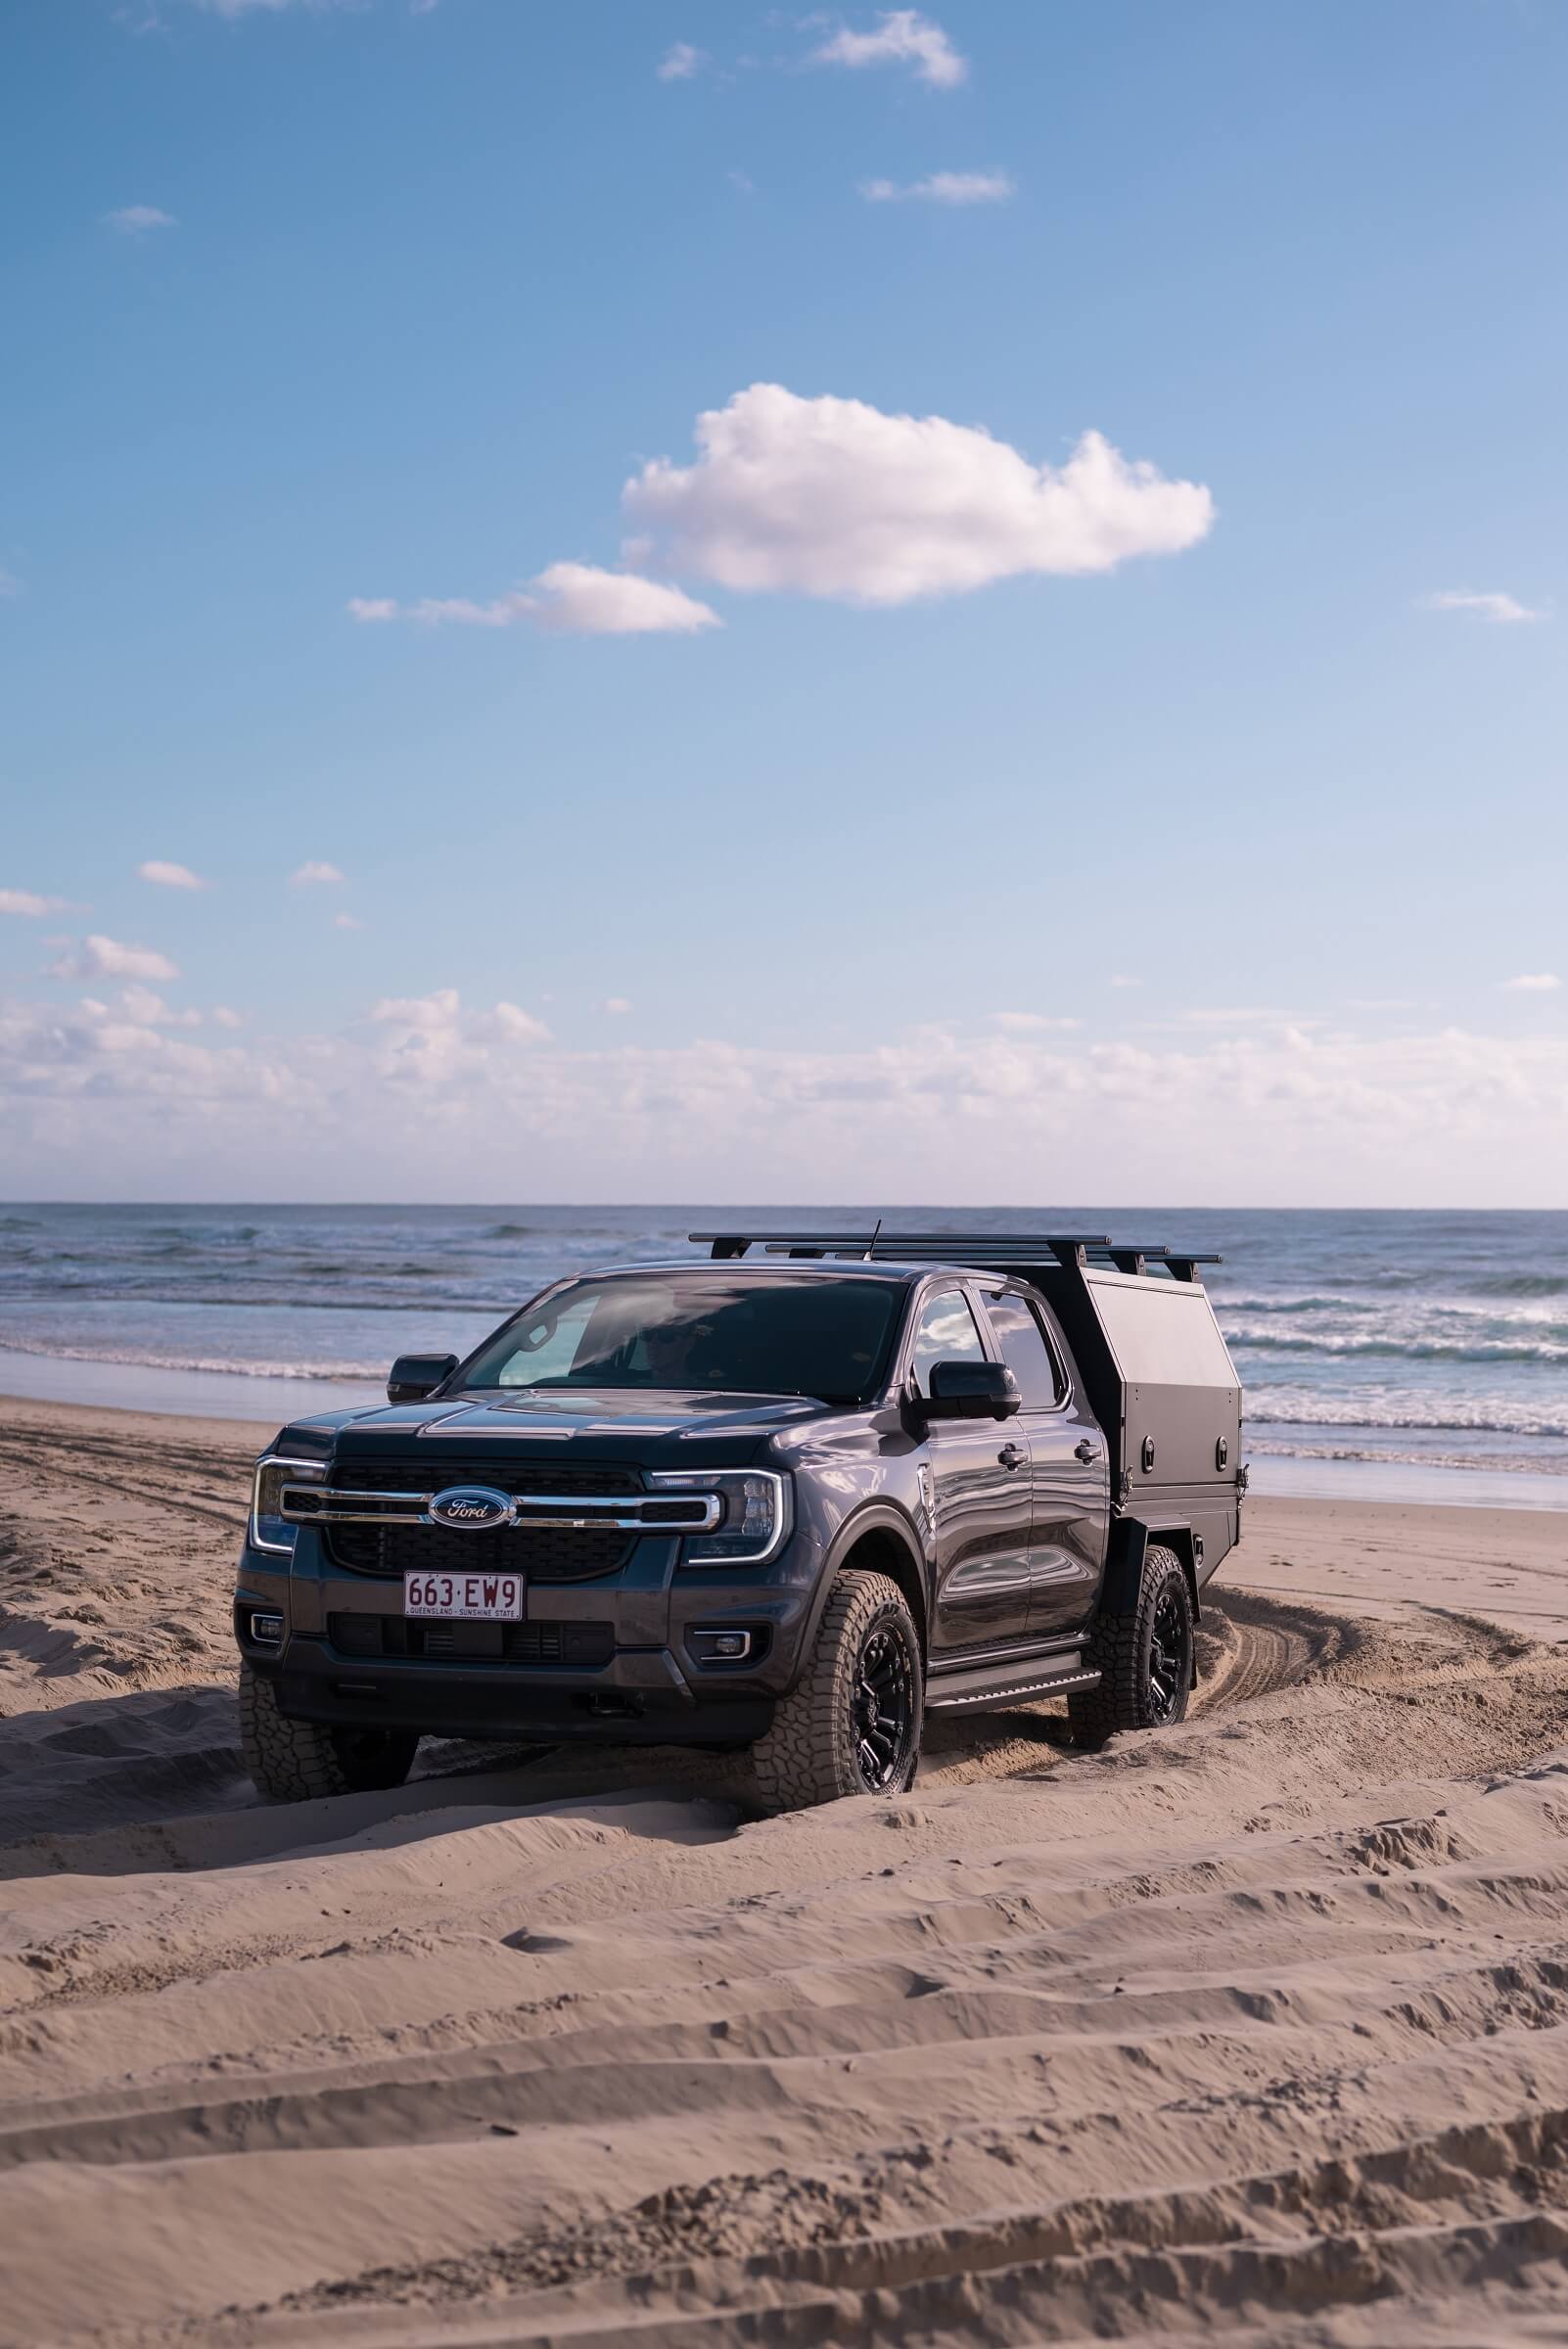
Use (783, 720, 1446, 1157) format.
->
(852, 1619, 918, 1793)
(1146, 1582, 1191, 1723)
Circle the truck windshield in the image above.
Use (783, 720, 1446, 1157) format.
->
(461, 1273, 900, 1405)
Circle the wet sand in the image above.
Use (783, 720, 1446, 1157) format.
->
(2, 1395, 1566, 2346)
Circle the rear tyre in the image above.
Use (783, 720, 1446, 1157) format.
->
(751, 1570, 922, 1814)
(1068, 1543, 1194, 1750)
(239, 1661, 419, 1801)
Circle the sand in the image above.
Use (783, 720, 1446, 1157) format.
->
(2, 1394, 1567, 2347)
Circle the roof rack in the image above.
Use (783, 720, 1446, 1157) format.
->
(688, 1231, 1222, 1282)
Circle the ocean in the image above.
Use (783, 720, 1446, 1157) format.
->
(0, 1204, 1563, 1509)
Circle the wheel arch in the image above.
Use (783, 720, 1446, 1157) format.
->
(809, 1504, 929, 1661)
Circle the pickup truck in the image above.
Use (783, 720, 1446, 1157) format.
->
(234, 1229, 1244, 1811)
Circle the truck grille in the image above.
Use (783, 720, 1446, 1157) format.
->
(328, 1614, 615, 1667)
(323, 1461, 640, 1582)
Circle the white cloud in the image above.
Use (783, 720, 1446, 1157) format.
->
(1, 889, 69, 917)
(1422, 590, 1545, 625)
(137, 859, 207, 891)
(1109, 974, 1141, 989)
(103, 206, 176, 234)
(0, 570, 19, 600)
(991, 1011, 1080, 1032)
(115, 985, 202, 1028)
(623, 385, 1215, 606)
(602, 996, 632, 1015)
(657, 41, 704, 80)
(211, 1005, 243, 1028)
(48, 935, 180, 983)
(334, 912, 364, 931)
(810, 11, 967, 88)
(1501, 972, 1561, 992)
(860, 170, 1014, 206)
(350, 564, 720, 637)
(531, 563, 719, 635)
(4, 997, 1568, 1205)
(291, 860, 345, 886)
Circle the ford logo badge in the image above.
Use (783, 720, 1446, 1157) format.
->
(428, 1485, 516, 1531)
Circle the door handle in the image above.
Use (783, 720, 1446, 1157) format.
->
(997, 1443, 1027, 1470)
(1074, 1439, 1100, 1463)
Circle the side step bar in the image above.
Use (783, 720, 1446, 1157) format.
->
(924, 1654, 1101, 1713)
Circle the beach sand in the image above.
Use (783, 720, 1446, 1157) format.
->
(2, 1394, 1567, 2346)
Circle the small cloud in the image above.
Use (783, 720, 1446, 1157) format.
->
(1109, 974, 1141, 989)
(1344, 997, 1418, 1012)
(991, 1011, 1081, 1033)
(117, 984, 201, 1029)
(657, 40, 705, 80)
(728, 169, 756, 195)
(351, 565, 720, 637)
(1422, 589, 1545, 625)
(347, 597, 399, 623)
(49, 934, 179, 983)
(1501, 972, 1561, 992)
(602, 996, 632, 1015)
(810, 10, 968, 88)
(291, 860, 345, 887)
(860, 170, 1014, 207)
(0, 569, 20, 600)
(137, 859, 207, 891)
(334, 912, 364, 931)
(0, 888, 69, 917)
(492, 1001, 551, 1041)
(103, 205, 177, 235)
(211, 1005, 243, 1029)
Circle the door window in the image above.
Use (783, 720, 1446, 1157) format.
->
(983, 1291, 1066, 1408)
(909, 1288, 986, 1397)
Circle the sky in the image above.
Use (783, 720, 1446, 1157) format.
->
(1, 0, 1565, 1206)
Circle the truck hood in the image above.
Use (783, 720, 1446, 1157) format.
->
(279, 1388, 831, 1471)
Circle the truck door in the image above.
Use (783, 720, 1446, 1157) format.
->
(978, 1288, 1110, 1637)
(908, 1284, 1034, 1653)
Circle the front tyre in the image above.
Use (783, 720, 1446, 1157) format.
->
(1068, 1543, 1194, 1749)
(239, 1660, 419, 1801)
(751, 1570, 922, 1814)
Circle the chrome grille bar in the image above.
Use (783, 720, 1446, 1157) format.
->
(279, 1485, 722, 1533)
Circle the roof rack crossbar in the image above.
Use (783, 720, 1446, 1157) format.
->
(687, 1231, 1221, 1275)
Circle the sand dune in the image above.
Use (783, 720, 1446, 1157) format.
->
(1, 1397, 1566, 2345)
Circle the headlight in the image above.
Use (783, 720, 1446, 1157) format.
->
(250, 1455, 326, 1554)
(647, 1469, 791, 1565)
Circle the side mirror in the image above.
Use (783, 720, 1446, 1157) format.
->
(387, 1353, 459, 1405)
(921, 1360, 1021, 1422)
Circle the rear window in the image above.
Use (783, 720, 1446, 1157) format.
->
(462, 1273, 901, 1404)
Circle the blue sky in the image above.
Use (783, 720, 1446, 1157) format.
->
(1, 0, 1565, 1204)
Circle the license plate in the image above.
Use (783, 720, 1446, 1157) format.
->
(403, 1570, 525, 1622)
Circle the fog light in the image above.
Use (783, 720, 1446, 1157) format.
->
(692, 1629, 752, 1662)
(250, 1610, 284, 1645)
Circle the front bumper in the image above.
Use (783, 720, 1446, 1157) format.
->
(234, 1517, 825, 1746)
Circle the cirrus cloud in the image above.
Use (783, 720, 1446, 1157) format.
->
(860, 170, 1014, 206)
(1422, 590, 1545, 625)
(1501, 972, 1561, 992)
(103, 205, 176, 235)
(622, 385, 1215, 606)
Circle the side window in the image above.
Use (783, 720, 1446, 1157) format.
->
(908, 1287, 986, 1397)
(983, 1291, 1066, 1408)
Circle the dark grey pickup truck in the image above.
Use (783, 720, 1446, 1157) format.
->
(234, 1229, 1244, 1811)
